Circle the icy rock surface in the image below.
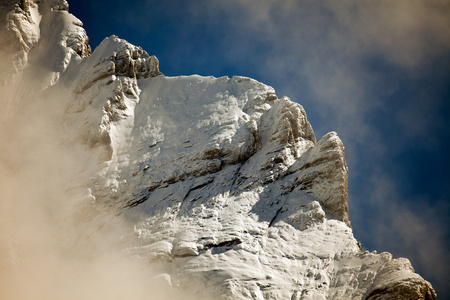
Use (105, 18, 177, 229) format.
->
(0, 0, 90, 117)
(0, 1, 437, 299)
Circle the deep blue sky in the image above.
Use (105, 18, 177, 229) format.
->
(69, 0, 450, 297)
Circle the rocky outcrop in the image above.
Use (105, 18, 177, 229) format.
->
(62, 36, 161, 161)
(325, 251, 436, 300)
(65, 17, 91, 58)
(71, 36, 160, 95)
(364, 258, 437, 300)
(0, 0, 40, 80)
(287, 131, 350, 225)
(0, 0, 91, 118)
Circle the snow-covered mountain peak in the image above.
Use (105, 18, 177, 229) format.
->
(0, 1, 437, 299)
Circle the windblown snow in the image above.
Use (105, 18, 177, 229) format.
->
(0, 1, 437, 299)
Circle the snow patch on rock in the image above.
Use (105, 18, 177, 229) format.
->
(0, 1, 437, 299)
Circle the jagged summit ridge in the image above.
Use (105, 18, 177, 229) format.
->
(62, 35, 161, 161)
(0, 1, 437, 299)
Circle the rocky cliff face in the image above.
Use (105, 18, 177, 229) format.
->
(0, 1, 437, 299)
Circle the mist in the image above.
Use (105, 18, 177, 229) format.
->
(0, 80, 209, 300)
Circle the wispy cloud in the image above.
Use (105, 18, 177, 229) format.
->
(351, 171, 450, 295)
(195, 0, 450, 137)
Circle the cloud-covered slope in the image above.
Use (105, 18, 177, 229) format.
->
(0, 1, 437, 299)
